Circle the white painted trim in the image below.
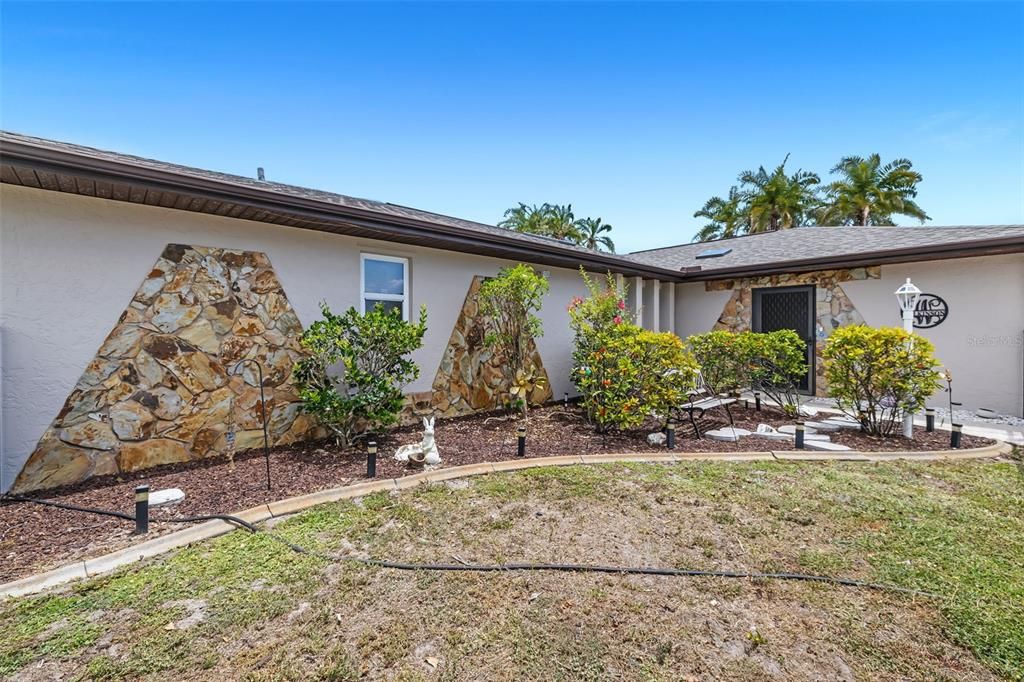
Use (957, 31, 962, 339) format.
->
(633, 276, 643, 325)
(667, 284, 676, 334)
(360, 253, 409, 320)
(652, 281, 661, 331)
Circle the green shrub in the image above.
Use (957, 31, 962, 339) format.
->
(822, 325, 942, 437)
(740, 329, 808, 416)
(478, 264, 550, 413)
(293, 302, 427, 446)
(574, 322, 699, 432)
(687, 329, 807, 414)
(687, 330, 746, 395)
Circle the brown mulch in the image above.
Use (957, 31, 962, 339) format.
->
(0, 404, 994, 584)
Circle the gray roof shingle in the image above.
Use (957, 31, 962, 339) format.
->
(628, 226, 1024, 276)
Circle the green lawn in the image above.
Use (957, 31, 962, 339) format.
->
(2, 460, 1022, 680)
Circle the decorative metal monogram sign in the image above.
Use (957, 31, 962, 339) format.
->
(912, 294, 948, 329)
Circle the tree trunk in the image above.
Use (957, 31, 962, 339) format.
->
(860, 206, 870, 226)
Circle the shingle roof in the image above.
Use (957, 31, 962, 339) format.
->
(628, 226, 1024, 277)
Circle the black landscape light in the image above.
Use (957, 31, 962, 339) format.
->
(134, 485, 149, 535)
(794, 423, 805, 450)
(950, 424, 962, 449)
(666, 423, 675, 450)
(517, 424, 527, 458)
(367, 441, 378, 477)
(925, 408, 936, 432)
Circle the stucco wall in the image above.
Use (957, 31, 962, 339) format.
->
(843, 255, 1024, 417)
(0, 185, 591, 490)
(674, 282, 733, 340)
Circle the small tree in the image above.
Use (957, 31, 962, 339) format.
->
(568, 269, 631, 422)
(477, 264, 550, 413)
(293, 302, 427, 446)
(823, 325, 942, 437)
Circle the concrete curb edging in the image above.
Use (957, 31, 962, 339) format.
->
(1, 441, 1011, 599)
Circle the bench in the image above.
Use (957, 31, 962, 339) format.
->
(670, 373, 737, 439)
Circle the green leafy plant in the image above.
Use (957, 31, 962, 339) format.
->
(574, 322, 699, 433)
(477, 264, 550, 414)
(823, 325, 942, 437)
(568, 269, 701, 431)
(686, 330, 747, 395)
(293, 302, 427, 446)
(739, 330, 808, 416)
(687, 329, 807, 414)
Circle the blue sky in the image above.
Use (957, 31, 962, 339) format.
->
(2, 1, 1022, 252)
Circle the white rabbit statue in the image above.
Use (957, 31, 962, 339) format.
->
(394, 417, 440, 465)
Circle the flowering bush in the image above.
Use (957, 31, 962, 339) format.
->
(569, 272, 697, 431)
(823, 325, 942, 437)
(575, 324, 699, 432)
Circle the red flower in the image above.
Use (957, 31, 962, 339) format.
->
(617, 300, 626, 310)
(613, 316, 622, 325)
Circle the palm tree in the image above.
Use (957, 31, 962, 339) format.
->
(819, 154, 930, 226)
(739, 154, 820, 232)
(545, 204, 582, 242)
(575, 217, 615, 252)
(692, 186, 749, 242)
(499, 203, 583, 243)
(499, 203, 551, 234)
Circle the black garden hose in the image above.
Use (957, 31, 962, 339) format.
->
(2, 493, 939, 598)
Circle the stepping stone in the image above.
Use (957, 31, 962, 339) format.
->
(821, 417, 861, 430)
(704, 427, 751, 442)
(778, 424, 816, 435)
(150, 488, 185, 506)
(803, 420, 842, 432)
(803, 441, 852, 452)
(749, 430, 791, 441)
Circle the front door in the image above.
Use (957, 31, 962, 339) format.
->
(752, 285, 815, 394)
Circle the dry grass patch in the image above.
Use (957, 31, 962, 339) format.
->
(2, 460, 1021, 681)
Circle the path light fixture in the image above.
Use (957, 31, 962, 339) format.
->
(666, 423, 675, 450)
(895, 278, 922, 438)
(232, 359, 272, 491)
(794, 422, 805, 449)
(134, 485, 149, 535)
(517, 424, 527, 458)
(925, 408, 936, 432)
(367, 441, 378, 477)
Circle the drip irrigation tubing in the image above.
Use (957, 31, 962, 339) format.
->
(2, 493, 940, 599)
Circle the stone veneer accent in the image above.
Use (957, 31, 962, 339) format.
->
(404, 276, 553, 419)
(707, 267, 879, 395)
(12, 244, 319, 492)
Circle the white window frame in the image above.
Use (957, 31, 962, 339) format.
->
(360, 253, 409, 320)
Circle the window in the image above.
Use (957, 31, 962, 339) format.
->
(361, 254, 409, 319)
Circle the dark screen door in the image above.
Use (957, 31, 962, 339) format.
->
(752, 285, 815, 393)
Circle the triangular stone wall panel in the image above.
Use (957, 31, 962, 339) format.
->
(13, 244, 319, 492)
(407, 275, 553, 419)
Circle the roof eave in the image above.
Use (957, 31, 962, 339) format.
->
(0, 137, 686, 281)
(681, 236, 1024, 281)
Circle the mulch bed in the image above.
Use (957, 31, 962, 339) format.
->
(0, 404, 994, 584)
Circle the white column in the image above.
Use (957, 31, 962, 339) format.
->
(633, 276, 643, 325)
(652, 281, 661, 331)
(667, 283, 676, 334)
(615, 273, 624, 296)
